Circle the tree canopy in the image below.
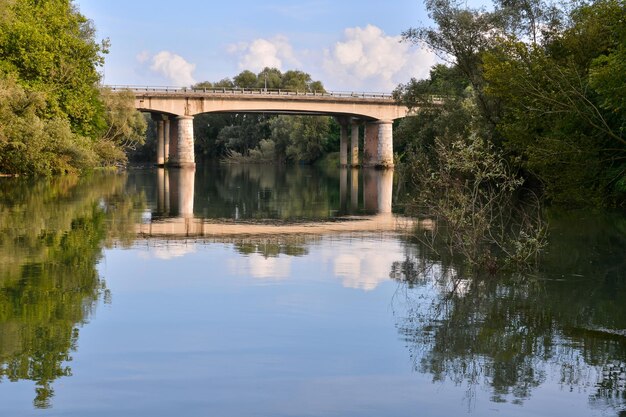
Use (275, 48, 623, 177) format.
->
(397, 0, 626, 205)
(0, 0, 145, 176)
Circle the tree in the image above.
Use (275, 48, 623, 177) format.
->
(0, 0, 108, 137)
(481, 0, 626, 203)
(256, 67, 282, 89)
(233, 70, 257, 89)
(270, 116, 330, 163)
(98, 88, 147, 165)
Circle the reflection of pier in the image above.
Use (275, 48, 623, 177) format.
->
(143, 166, 417, 238)
(338, 168, 393, 215)
(156, 167, 195, 217)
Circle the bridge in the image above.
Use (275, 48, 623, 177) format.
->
(110, 86, 416, 168)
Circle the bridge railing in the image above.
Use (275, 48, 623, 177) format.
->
(104, 85, 395, 100)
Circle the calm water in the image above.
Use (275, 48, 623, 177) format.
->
(0, 164, 625, 416)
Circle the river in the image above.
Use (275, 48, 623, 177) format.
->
(0, 164, 624, 416)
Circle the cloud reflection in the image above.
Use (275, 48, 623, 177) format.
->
(228, 253, 292, 281)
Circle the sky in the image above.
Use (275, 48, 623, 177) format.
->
(74, 0, 440, 92)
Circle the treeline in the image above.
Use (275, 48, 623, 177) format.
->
(395, 0, 626, 206)
(135, 68, 339, 164)
(0, 0, 146, 176)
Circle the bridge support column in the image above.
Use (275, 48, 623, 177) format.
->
(154, 117, 165, 166)
(163, 117, 170, 163)
(364, 120, 394, 168)
(350, 120, 360, 167)
(170, 116, 195, 168)
(339, 123, 348, 166)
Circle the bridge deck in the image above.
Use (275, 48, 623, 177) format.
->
(107, 85, 395, 100)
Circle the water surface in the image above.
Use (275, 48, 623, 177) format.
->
(0, 164, 624, 416)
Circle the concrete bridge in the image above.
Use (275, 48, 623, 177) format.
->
(110, 86, 414, 168)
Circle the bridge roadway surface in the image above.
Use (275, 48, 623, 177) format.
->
(108, 85, 433, 169)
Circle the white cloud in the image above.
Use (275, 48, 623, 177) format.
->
(146, 50, 197, 86)
(322, 24, 437, 91)
(228, 35, 300, 72)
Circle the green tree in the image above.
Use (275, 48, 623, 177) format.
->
(233, 70, 258, 89)
(256, 67, 283, 89)
(98, 88, 147, 165)
(482, 0, 626, 203)
(0, 0, 108, 137)
(270, 115, 331, 163)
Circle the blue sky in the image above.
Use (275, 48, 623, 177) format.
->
(75, 0, 439, 92)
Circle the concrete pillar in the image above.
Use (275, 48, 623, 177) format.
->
(339, 123, 348, 166)
(350, 120, 360, 167)
(168, 168, 195, 218)
(168, 117, 179, 164)
(155, 118, 165, 166)
(377, 120, 394, 168)
(364, 120, 394, 168)
(163, 117, 170, 163)
(170, 116, 195, 168)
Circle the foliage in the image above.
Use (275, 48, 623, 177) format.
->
(0, 76, 98, 175)
(0, 0, 147, 175)
(398, 0, 626, 206)
(269, 115, 331, 164)
(99, 89, 146, 151)
(190, 68, 331, 162)
(0, 0, 108, 137)
(404, 133, 546, 273)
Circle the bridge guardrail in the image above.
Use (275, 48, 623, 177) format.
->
(104, 85, 395, 100)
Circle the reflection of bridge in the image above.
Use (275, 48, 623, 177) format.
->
(138, 167, 419, 238)
(110, 86, 418, 168)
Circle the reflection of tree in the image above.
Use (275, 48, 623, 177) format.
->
(0, 175, 143, 408)
(392, 211, 626, 412)
(233, 238, 308, 258)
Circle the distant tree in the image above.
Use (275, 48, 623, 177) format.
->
(233, 70, 258, 88)
(256, 67, 283, 89)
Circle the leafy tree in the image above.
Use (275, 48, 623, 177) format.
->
(482, 0, 626, 203)
(256, 67, 283, 89)
(189, 69, 328, 162)
(98, 88, 146, 165)
(233, 70, 257, 89)
(398, 0, 626, 205)
(0, 76, 98, 175)
(270, 116, 330, 163)
(0, 0, 109, 137)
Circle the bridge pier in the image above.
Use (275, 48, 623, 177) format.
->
(164, 117, 170, 164)
(157, 119, 165, 166)
(169, 116, 195, 168)
(339, 121, 348, 167)
(350, 120, 360, 167)
(364, 120, 394, 168)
